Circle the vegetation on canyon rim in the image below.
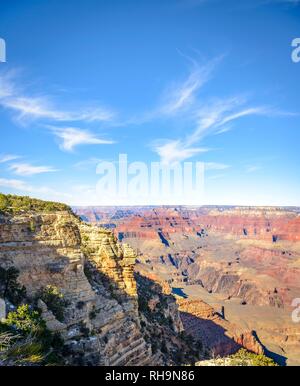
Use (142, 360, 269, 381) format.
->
(0, 193, 72, 214)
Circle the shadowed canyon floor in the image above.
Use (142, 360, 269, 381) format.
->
(74, 205, 300, 365)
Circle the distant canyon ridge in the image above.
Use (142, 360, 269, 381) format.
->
(74, 205, 300, 365)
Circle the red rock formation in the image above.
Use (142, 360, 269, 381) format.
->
(190, 207, 300, 242)
(74, 206, 300, 242)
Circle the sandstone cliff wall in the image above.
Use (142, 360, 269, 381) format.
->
(0, 211, 152, 365)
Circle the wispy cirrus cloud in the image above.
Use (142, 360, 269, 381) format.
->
(185, 97, 268, 146)
(160, 68, 209, 115)
(153, 94, 270, 165)
(159, 57, 220, 116)
(124, 56, 222, 126)
(150, 58, 261, 165)
(0, 154, 21, 163)
(150, 48, 297, 167)
(149, 55, 277, 165)
(0, 71, 15, 99)
(52, 127, 115, 152)
(0, 97, 113, 122)
(9, 162, 58, 176)
(3, 96, 114, 123)
(0, 71, 115, 124)
(153, 139, 209, 165)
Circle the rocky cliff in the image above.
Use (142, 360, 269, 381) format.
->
(72, 205, 300, 365)
(0, 212, 151, 365)
(0, 210, 154, 365)
(0, 199, 209, 366)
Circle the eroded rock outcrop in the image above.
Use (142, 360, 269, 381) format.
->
(0, 211, 153, 365)
(0, 206, 209, 366)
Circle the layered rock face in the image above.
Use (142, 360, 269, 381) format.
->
(80, 224, 138, 298)
(0, 211, 152, 365)
(192, 207, 300, 242)
(73, 205, 300, 365)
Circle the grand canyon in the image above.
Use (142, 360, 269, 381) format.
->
(1, 194, 299, 366)
(74, 205, 300, 366)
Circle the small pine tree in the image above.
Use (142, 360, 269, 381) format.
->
(4, 304, 44, 335)
(37, 285, 69, 322)
(0, 267, 26, 305)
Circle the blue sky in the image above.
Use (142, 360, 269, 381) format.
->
(0, 0, 299, 206)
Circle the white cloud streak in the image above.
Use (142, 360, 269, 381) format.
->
(9, 162, 58, 176)
(154, 140, 209, 166)
(153, 96, 269, 165)
(0, 72, 114, 124)
(3, 96, 114, 123)
(0, 154, 21, 163)
(186, 97, 267, 146)
(159, 58, 220, 116)
(53, 127, 115, 152)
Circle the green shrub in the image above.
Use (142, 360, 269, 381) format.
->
(0, 266, 27, 305)
(0, 314, 65, 365)
(81, 234, 90, 243)
(28, 220, 36, 232)
(4, 304, 45, 336)
(230, 348, 278, 366)
(0, 193, 9, 212)
(37, 285, 69, 322)
(0, 193, 72, 215)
